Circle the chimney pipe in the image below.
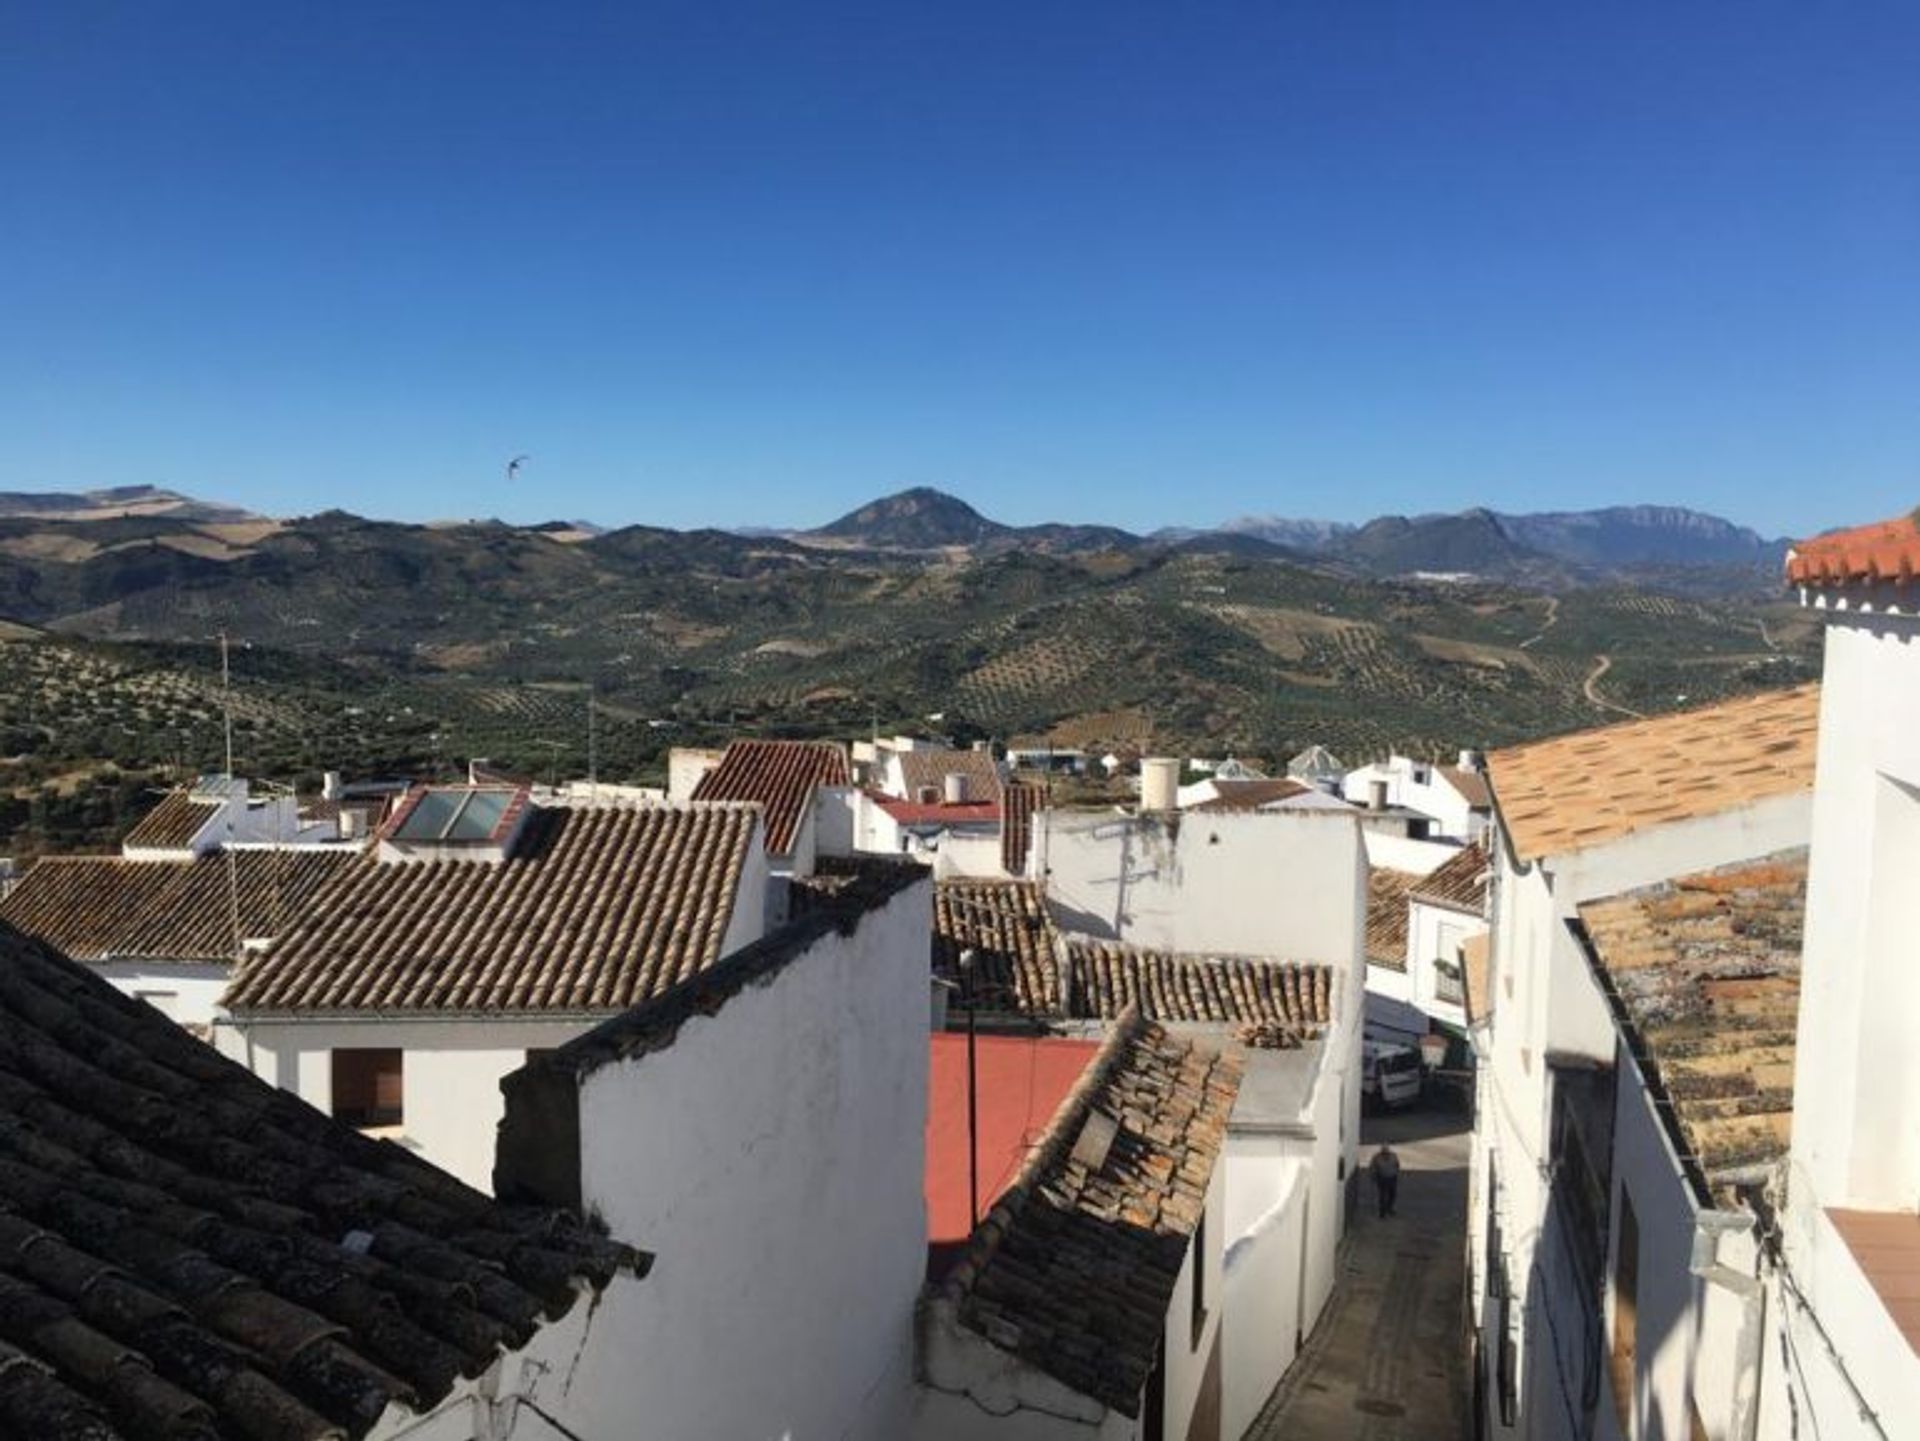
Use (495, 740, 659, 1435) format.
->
(1141, 757, 1180, 813)
(1369, 779, 1388, 812)
(943, 773, 970, 805)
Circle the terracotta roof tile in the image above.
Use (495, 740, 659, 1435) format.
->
(871, 794, 1001, 827)
(1786, 513, 1920, 588)
(894, 749, 1003, 804)
(0, 921, 639, 1439)
(1366, 868, 1421, 967)
(1578, 852, 1805, 1198)
(0, 851, 360, 965)
(933, 881, 1332, 1041)
(1488, 684, 1819, 863)
(225, 803, 757, 1013)
(122, 794, 222, 852)
(937, 1012, 1241, 1417)
(1409, 844, 1490, 916)
(1063, 939, 1332, 1044)
(1001, 783, 1040, 877)
(689, 740, 849, 856)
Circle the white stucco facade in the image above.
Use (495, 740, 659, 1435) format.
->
(1469, 788, 1811, 1441)
(217, 832, 771, 1192)
(1769, 602, 1920, 1439)
(96, 959, 232, 1029)
(493, 878, 933, 1441)
(1038, 808, 1365, 960)
(213, 1015, 604, 1190)
(1343, 755, 1488, 842)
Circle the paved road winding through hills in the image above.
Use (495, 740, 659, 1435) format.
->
(1582, 654, 1643, 718)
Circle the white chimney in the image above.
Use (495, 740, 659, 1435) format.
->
(1141, 757, 1180, 813)
(339, 808, 362, 841)
(943, 772, 970, 804)
(323, 770, 343, 801)
(1458, 748, 1482, 772)
(1369, 779, 1389, 811)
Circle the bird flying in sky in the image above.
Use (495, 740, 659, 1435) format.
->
(506, 454, 529, 482)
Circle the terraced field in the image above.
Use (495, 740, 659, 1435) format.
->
(0, 520, 1823, 856)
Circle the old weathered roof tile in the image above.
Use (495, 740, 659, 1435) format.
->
(121, 795, 222, 854)
(1578, 852, 1806, 1200)
(0, 921, 640, 1439)
(1, 853, 359, 966)
(689, 740, 849, 857)
(225, 804, 756, 1013)
(1489, 685, 1819, 863)
(1408, 843, 1490, 916)
(939, 1012, 1241, 1417)
(933, 881, 1332, 1044)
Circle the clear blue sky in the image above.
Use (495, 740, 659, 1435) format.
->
(5, 3, 1916, 538)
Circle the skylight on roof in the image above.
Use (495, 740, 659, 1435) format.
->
(392, 787, 517, 843)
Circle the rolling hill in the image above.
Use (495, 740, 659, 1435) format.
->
(0, 484, 1823, 857)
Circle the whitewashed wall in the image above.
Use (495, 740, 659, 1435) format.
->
(95, 960, 231, 1029)
(1343, 757, 1478, 841)
(544, 880, 932, 1441)
(1039, 809, 1363, 962)
(213, 1016, 599, 1190)
(931, 830, 1009, 879)
(1223, 1153, 1308, 1439)
(1404, 897, 1480, 1028)
(1597, 1060, 1768, 1441)
(1362, 831, 1457, 875)
(1779, 609, 1920, 1435)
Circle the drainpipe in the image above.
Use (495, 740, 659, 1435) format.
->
(1690, 1170, 1771, 1441)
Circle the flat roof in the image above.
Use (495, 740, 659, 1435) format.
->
(926, 1032, 1101, 1247)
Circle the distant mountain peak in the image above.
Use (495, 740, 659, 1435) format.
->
(0, 485, 259, 524)
(812, 487, 1008, 548)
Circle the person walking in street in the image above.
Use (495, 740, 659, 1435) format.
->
(1370, 1143, 1401, 1218)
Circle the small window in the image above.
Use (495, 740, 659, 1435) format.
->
(333, 1048, 403, 1127)
(1411, 765, 1430, 785)
(1190, 1208, 1209, 1348)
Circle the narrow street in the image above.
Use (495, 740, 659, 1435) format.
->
(1245, 1108, 1471, 1441)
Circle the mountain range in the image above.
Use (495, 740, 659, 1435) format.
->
(794, 487, 1789, 594)
(0, 481, 1820, 856)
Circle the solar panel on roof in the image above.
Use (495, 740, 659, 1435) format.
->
(456, 789, 511, 838)
(392, 788, 515, 843)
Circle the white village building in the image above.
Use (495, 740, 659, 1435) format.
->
(216, 786, 771, 1189)
(1343, 750, 1494, 843)
(1363, 841, 1488, 1049)
(2, 847, 938, 1440)
(0, 777, 362, 1028)
(1466, 683, 1820, 1440)
(933, 801, 1366, 1435)
(1768, 514, 1920, 1437)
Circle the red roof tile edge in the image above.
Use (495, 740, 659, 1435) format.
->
(1786, 514, 1920, 588)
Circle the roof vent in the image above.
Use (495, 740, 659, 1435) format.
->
(943, 773, 970, 805)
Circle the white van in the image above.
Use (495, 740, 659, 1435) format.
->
(1362, 1040, 1423, 1109)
